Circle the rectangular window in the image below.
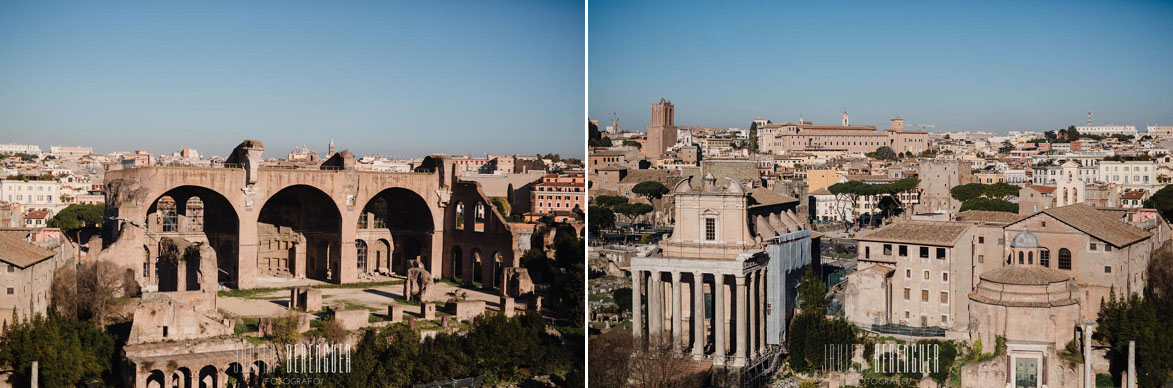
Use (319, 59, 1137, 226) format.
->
(940, 292, 949, 304)
(899, 245, 908, 257)
(942, 272, 949, 282)
(920, 247, 929, 258)
(1040, 250, 1050, 267)
(6, 288, 12, 295)
(6, 264, 12, 273)
(1105, 245, 1112, 252)
(936, 248, 946, 259)
(978, 255, 984, 263)
(978, 236, 984, 243)
(921, 290, 929, 302)
(904, 288, 910, 300)
(1105, 266, 1112, 273)
(704, 218, 716, 241)
(1090, 243, 1097, 251)
(923, 271, 930, 280)
(884, 244, 892, 255)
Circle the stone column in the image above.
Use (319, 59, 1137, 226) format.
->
(759, 268, 768, 355)
(1083, 324, 1092, 388)
(649, 271, 662, 342)
(632, 271, 643, 340)
(237, 211, 260, 290)
(339, 212, 359, 284)
(671, 271, 683, 352)
(733, 274, 747, 367)
(748, 270, 757, 359)
(1128, 340, 1136, 388)
(714, 273, 726, 365)
(294, 236, 307, 278)
(691, 271, 705, 359)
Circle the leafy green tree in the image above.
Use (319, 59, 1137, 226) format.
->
(613, 203, 653, 224)
(959, 198, 1018, 213)
(506, 183, 515, 207)
(1094, 288, 1173, 388)
(593, 195, 628, 208)
(998, 141, 1015, 153)
(611, 287, 632, 315)
(588, 205, 615, 236)
(874, 146, 898, 160)
(490, 197, 511, 218)
(983, 182, 1020, 199)
(47, 203, 104, 243)
(631, 181, 669, 202)
(796, 266, 827, 313)
(950, 183, 987, 202)
(0, 313, 117, 388)
(1144, 185, 1173, 220)
(622, 140, 642, 149)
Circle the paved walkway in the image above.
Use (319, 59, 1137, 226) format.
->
(218, 277, 512, 319)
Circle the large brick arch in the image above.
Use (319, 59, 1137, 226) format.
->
(100, 142, 518, 290)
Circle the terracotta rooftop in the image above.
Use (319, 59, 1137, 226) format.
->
(1026, 185, 1056, 194)
(1121, 191, 1146, 200)
(747, 188, 799, 208)
(1035, 203, 1151, 247)
(855, 221, 973, 246)
(956, 210, 1023, 224)
(0, 233, 54, 268)
(980, 265, 1071, 285)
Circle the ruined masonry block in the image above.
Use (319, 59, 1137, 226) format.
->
(388, 305, 405, 323)
(332, 309, 369, 331)
(421, 303, 436, 320)
(447, 300, 487, 321)
(500, 297, 516, 318)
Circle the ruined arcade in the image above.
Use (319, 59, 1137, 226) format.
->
(99, 140, 518, 292)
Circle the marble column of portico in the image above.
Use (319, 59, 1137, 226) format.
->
(748, 270, 757, 360)
(713, 273, 727, 365)
(632, 271, 643, 340)
(648, 271, 662, 342)
(691, 271, 705, 359)
(671, 271, 683, 352)
(733, 274, 748, 367)
(758, 268, 768, 355)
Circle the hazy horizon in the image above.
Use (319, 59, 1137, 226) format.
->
(589, 0, 1173, 135)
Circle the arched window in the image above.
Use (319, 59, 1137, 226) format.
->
(474, 202, 486, 232)
(1040, 249, 1050, 267)
(1058, 248, 1072, 270)
(162, 212, 178, 232)
(455, 203, 465, 230)
(1018, 251, 1024, 265)
(1028, 251, 1033, 265)
(355, 240, 368, 272)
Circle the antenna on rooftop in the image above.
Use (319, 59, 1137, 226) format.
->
(1088, 111, 1093, 126)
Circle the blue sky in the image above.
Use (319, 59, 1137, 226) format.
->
(0, 1, 584, 158)
(589, 0, 1173, 133)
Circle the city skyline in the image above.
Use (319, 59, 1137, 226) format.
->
(0, 1, 585, 157)
(589, 0, 1173, 134)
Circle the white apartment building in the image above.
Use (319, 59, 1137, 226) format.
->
(0, 144, 42, 156)
(1098, 160, 1158, 190)
(1075, 125, 1138, 137)
(1032, 163, 1097, 185)
(50, 145, 93, 158)
(1147, 125, 1173, 138)
(0, 180, 62, 212)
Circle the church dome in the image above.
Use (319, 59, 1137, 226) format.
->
(1009, 231, 1039, 248)
(970, 266, 1078, 307)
